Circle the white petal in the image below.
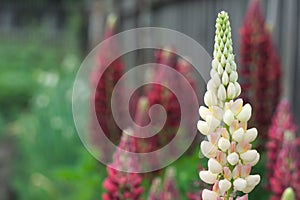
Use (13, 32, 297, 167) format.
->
(232, 128, 245, 143)
(218, 84, 227, 101)
(230, 71, 238, 82)
(202, 189, 218, 200)
(204, 91, 217, 107)
(242, 185, 255, 193)
(223, 109, 235, 125)
(245, 128, 258, 142)
(218, 137, 230, 152)
(210, 68, 218, 78)
(231, 99, 243, 115)
(227, 152, 239, 165)
(197, 120, 209, 135)
(199, 171, 217, 184)
(211, 106, 224, 121)
(201, 141, 218, 158)
(237, 104, 252, 122)
(217, 63, 224, 75)
(227, 82, 236, 99)
(233, 178, 247, 191)
(207, 79, 216, 91)
(222, 72, 229, 85)
(234, 82, 241, 97)
(240, 150, 258, 163)
(225, 63, 231, 73)
(206, 115, 221, 132)
(199, 106, 210, 121)
(208, 158, 223, 174)
(245, 175, 260, 187)
(212, 73, 221, 87)
(219, 179, 232, 194)
(249, 152, 260, 166)
(212, 58, 219, 69)
(232, 62, 237, 71)
(221, 55, 226, 65)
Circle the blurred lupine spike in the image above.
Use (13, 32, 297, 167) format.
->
(198, 11, 260, 200)
(267, 101, 300, 200)
(239, 0, 281, 145)
(148, 178, 163, 200)
(148, 167, 181, 200)
(266, 100, 298, 190)
(102, 131, 144, 200)
(111, 129, 139, 172)
(162, 167, 181, 200)
(90, 14, 125, 160)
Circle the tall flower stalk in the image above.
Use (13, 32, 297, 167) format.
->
(102, 130, 144, 200)
(91, 14, 124, 155)
(198, 11, 260, 200)
(138, 48, 199, 154)
(239, 0, 281, 144)
(266, 100, 297, 183)
(267, 100, 300, 199)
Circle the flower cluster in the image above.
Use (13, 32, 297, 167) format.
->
(239, 0, 281, 143)
(137, 48, 199, 154)
(269, 131, 300, 200)
(148, 168, 181, 200)
(198, 11, 260, 200)
(102, 131, 144, 200)
(267, 100, 300, 200)
(91, 14, 124, 155)
(266, 100, 297, 183)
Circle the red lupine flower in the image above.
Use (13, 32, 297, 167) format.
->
(239, 0, 281, 145)
(267, 100, 300, 199)
(137, 48, 199, 154)
(102, 132, 144, 200)
(90, 14, 125, 158)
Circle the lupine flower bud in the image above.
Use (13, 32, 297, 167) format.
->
(236, 104, 252, 122)
(198, 11, 260, 199)
(281, 188, 295, 200)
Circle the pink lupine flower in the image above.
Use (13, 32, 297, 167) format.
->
(239, 0, 281, 145)
(102, 131, 144, 200)
(267, 101, 300, 199)
(161, 167, 181, 200)
(91, 14, 124, 156)
(148, 178, 163, 200)
(148, 168, 181, 200)
(269, 131, 300, 200)
(266, 100, 297, 185)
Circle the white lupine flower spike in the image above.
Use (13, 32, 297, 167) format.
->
(198, 11, 260, 199)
